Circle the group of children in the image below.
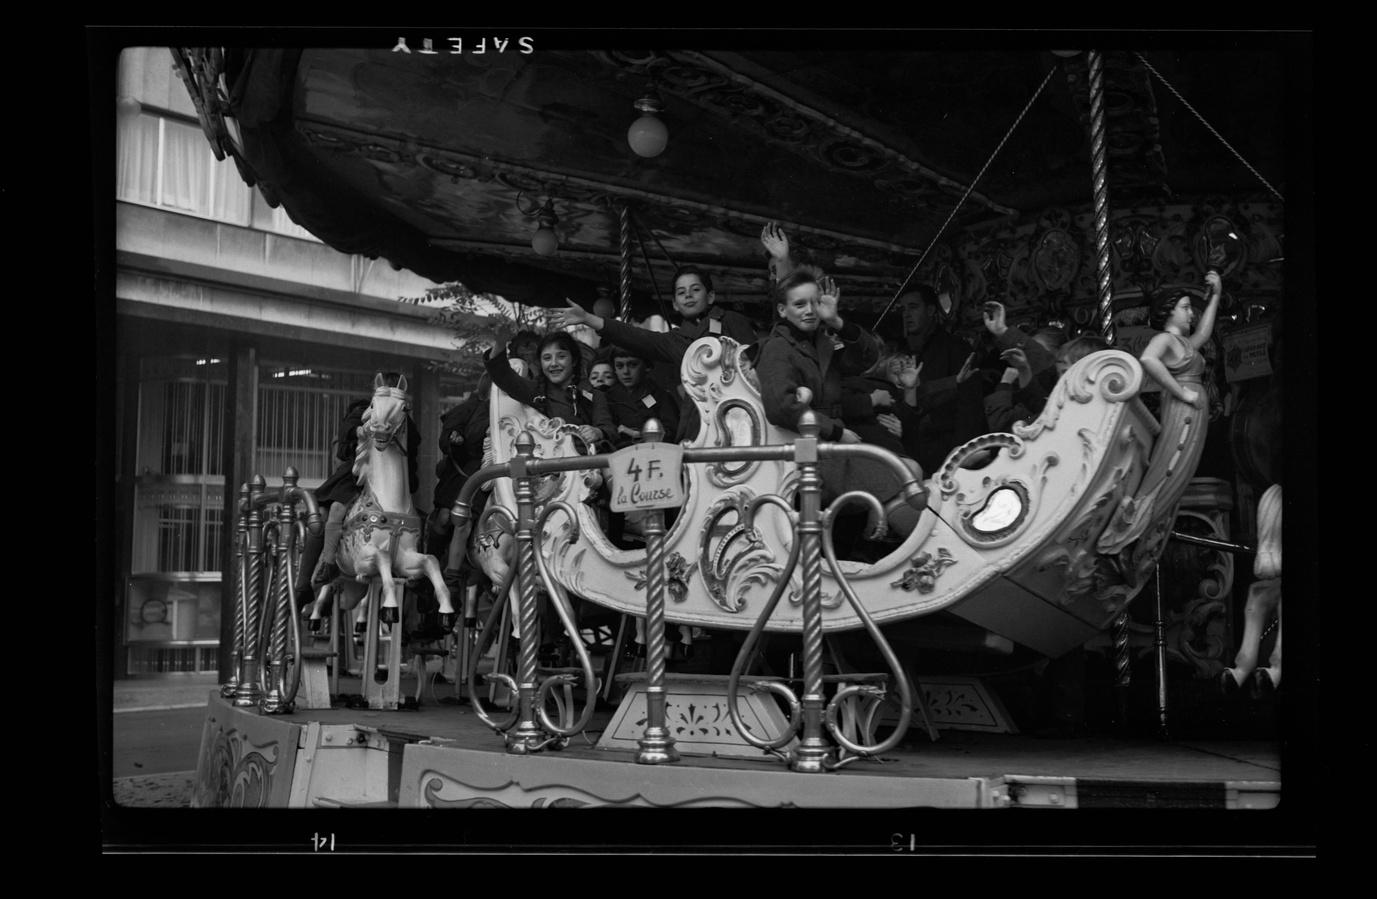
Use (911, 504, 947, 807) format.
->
(301, 225, 1133, 620)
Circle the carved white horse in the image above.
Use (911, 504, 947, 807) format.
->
(316, 374, 455, 629)
(1222, 483, 1281, 693)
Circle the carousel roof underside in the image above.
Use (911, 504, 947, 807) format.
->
(176, 36, 1302, 314)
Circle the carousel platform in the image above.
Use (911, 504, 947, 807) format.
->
(192, 673, 1281, 810)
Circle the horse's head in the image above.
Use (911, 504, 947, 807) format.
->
(363, 373, 411, 452)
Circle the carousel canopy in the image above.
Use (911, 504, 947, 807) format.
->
(173, 35, 1299, 315)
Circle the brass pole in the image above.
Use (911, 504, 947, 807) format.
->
(1153, 563, 1170, 740)
(790, 401, 832, 773)
(221, 482, 249, 698)
(1088, 49, 1117, 347)
(233, 475, 268, 707)
(635, 419, 679, 765)
(506, 431, 552, 753)
(619, 202, 633, 321)
(1085, 48, 1133, 718)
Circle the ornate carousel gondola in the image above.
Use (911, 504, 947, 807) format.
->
(177, 42, 1290, 809)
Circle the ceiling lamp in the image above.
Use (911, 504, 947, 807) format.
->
(531, 199, 560, 257)
(627, 88, 668, 158)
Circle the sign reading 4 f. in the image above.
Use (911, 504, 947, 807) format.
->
(609, 443, 685, 512)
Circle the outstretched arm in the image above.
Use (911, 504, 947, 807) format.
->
(1190, 270, 1223, 349)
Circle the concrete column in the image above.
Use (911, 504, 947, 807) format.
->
(218, 342, 258, 680)
(411, 364, 440, 515)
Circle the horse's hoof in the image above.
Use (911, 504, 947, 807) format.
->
(440, 613, 457, 630)
(1218, 670, 1240, 697)
(1251, 669, 1276, 698)
(380, 606, 399, 624)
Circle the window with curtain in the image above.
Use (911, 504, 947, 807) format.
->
(116, 110, 251, 226)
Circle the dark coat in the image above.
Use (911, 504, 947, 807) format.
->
(839, 374, 915, 457)
(433, 391, 490, 509)
(755, 320, 879, 441)
(592, 380, 681, 449)
(598, 305, 758, 446)
(485, 351, 598, 427)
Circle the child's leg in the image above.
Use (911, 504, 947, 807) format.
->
(311, 502, 349, 585)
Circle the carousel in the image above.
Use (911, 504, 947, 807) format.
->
(170, 37, 1299, 813)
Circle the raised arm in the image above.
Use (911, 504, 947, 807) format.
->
(983, 301, 1056, 375)
(1190, 270, 1224, 349)
(483, 344, 540, 409)
(761, 221, 795, 283)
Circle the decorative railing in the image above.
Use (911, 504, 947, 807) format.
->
(222, 468, 323, 714)
(451, 389, 927, 770)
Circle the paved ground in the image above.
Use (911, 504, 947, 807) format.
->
(109, 676, 222, 809)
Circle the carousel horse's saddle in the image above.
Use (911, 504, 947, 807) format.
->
(479, 339, 1191, 659)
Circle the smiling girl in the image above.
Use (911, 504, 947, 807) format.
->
(484, 331, 607, 450)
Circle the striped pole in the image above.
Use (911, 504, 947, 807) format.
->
(1087, 49, 1117, 346)
(1085, 49, 1133, 715)
(619, 202, 633, 321)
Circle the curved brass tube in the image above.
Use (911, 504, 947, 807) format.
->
(466, 561, 521, 734)
(726, 498, 803, 754)
(818, 491, 914, 765)
(281, 517, 306, 707)
(818, 443, 929, 514)
(530, 500, 599, 737)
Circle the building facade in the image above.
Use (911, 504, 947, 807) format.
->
(112, 48, 469, 678)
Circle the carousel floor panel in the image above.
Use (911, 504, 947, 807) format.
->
(193, 673, 1282, 809)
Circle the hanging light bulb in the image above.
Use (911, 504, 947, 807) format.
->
(627, 89, 668, 158)
(531, 199, 559, 257)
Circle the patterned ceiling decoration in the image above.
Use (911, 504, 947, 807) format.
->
(173, 42, 1292, 323)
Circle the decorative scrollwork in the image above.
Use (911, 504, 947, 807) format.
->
(697, 491, 781, 614)
(624, 551, 700, 604)
(708, 398, 764, 486)
(889, 548, 957, 594)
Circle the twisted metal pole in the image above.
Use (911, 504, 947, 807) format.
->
(506, 432, 555, 753)
(790, 402, 832, 773)
(619, 202, 633, 321)
(635, 419, 679, 765)
(233, 475, 268, 707)
(222, 483, 250, 698)
(1088, 50, 1117, 347)
(1083, 49, 1133, 717)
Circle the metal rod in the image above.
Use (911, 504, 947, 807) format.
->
(1153, 563, 1169, 740)
(222, 483, 249, 698)
(634, 420, 679, 765)
(1168, 531, 1255, 555)
(1088, 50, 1117, 346)
(504, 432, 554, 752)
(619, 202, 633, 321)
(1086, 49, 1131, 726)
(233, 475, 268, 706)
(789, 404, 832, 773)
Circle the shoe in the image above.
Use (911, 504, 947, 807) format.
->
(1250, 669, 1276, 698)
(1219, 669, 1240, 697)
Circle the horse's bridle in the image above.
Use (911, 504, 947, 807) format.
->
(365, 388, 410, 453)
